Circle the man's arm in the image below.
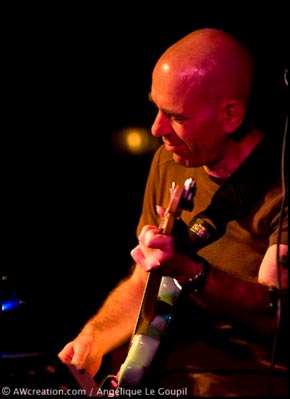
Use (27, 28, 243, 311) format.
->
(183, 243, 288, 336)
(132, 222, 288, 337)
(58, 264, 147, 377)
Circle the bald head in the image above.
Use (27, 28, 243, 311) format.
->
(153, 28, 254, 104)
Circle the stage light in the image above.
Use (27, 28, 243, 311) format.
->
(112, 126, 160, 155)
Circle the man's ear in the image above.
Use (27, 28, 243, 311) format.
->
(222, 100, 245, 134)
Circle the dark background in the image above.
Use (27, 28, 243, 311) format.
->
(1, 3, 288, 360)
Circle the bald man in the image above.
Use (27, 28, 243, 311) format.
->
(58, 29, 288, 396)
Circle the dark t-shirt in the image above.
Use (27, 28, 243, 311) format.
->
(138, 145, 287, 278)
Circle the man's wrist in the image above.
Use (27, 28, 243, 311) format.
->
(184, 258, 211, 295)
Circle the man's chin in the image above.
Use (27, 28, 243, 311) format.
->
(172, 153, 191, 167)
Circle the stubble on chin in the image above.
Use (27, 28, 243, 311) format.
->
(173, 153, 193, 168)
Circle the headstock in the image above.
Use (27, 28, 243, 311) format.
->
(159, 177, 195, 235)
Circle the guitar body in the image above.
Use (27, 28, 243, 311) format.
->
(117, 275, 182, 387)
(117, 178, 195, 388)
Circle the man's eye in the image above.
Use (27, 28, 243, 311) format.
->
(165, 111, 182, 120)
(172, 116, 185, 123)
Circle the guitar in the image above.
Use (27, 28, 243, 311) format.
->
(117, 177, 196, 388)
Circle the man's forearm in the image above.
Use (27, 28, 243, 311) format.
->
(80, 266, 146, 356)
(188, 265, 285, 336)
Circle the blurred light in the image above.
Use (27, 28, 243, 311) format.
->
(1, 275, 25, 312)
(1, 296, 24, 312)
(112, 126, 160, 155)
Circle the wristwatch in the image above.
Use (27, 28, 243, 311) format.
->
(185, 259, 211, 295)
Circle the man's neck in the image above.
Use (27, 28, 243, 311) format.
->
(204, 129, 265, 179)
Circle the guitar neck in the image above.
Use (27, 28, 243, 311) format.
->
(117, 178, 195, 389)
(132, 185, 187, 336)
